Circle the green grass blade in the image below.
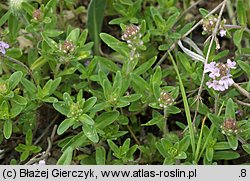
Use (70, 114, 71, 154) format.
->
(87, 0, 107, 55)
(168, 51, 196, 158)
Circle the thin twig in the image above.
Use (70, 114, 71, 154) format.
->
(33, 114, 59, 145)
(175, 0, 204, 25)
(233, 82, 250, 99)
(193, 0, 227, 124)
(0, 54, 32, 75)
(234, 99, 250, 107)
(127, 125, 140, 145)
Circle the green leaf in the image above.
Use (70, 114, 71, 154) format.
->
(12, 95, 27, 106)
(3, 119, 12, 139)
(25, 129, 33, 146)
(21, 151, 30, 161)
(96, 146, 106, 165)
(87, 0, 107, 54)
(38, 84, 50, 99)
(8, 14, 19, 42)
(82, 97, 97, 113)
(156, 142, 169, 158)
(66, 28, 80, 44)
(214, 142, 231, 150)
(213, 151, 240, 160)
(6, 48, 23, 59)
(166, 106, 181, 114)
(208, 113, 223, 128)
(44, 0, 57, 16)
(107, 139, 119, 153)
(10, 104, 24, 118)
(225, 98, 235, 120)
(61, 132, 88, 151)
(131, 73, 149, 90)
(49, 77, 61, 95)
(112, 71, 122, 96)
(165, 12, 180, 32)
(95, 56, 120, 72)
(238, 60, 250, 77)
(78, 29, 88, 46)
(83, 124, 99, 143)
(100, 33, 130, 57)
(175, 151, 187, 159)
(119, 94, 142, 102)
(30, 56, 47, 71)
(213, 50, 229, 61)
(205, 147, 214, 162)
(151, 66, 162, 85)
(53, 102, 69, 116)
(41, 33, 58, 50)
(199, 8, 209, 17)
(227, 135, 238, 150)
(122, 138, 131, 153)
(22, 2, 35, 16)
(233, 29, 244, 48)
(142, 116, 164, 126)
(15, 144, 27, 152)
(242, 144, 250, 154)
(8, 71, 23, 90)
(134, 56, 157, 75)
(21, 78, 37, 95)
(0, 101, 9, 120)
(57, 146, 73, 165)
(96, 111, 120, 129)
(0, 10, 11, 27)
(177, 52, 192, 73)
(57, 118, 75, 135)
(79, 114, 94, 125)
(179, 135, 190, 152)
(103, 79, 113, 100)
(237, 0, 247, 25)
(63, 92, 73, 106)
(43, 30, 64, 37)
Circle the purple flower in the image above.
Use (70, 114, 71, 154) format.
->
(206, 80, 226, 91)
(0, 41, 10, 54)
(226, 59, 236, 69)
(219, 75, 234, 89)
(219, 29, 226, 37)
(204, 62, 220, 79)
(205, 59, 236, 91)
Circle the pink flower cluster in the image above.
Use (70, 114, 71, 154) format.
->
(205, 59, 236, 91)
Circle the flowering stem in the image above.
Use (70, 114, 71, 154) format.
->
(193, 0, 227, 124)
(233, 82, 250, 99)
(214, 93, 220, 115)
(163, 107, 169, 136)
(234, 99, 250, 107)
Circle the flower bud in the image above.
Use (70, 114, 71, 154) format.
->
(0, 82, 8, 95)
(201, 15, 227, 38)
(60, 40, 75, 54)
(33, 9, 42, 21)
(121, 25, 140, 41)
(158, 91, 174, 108)
(221, 118, 238, 136)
